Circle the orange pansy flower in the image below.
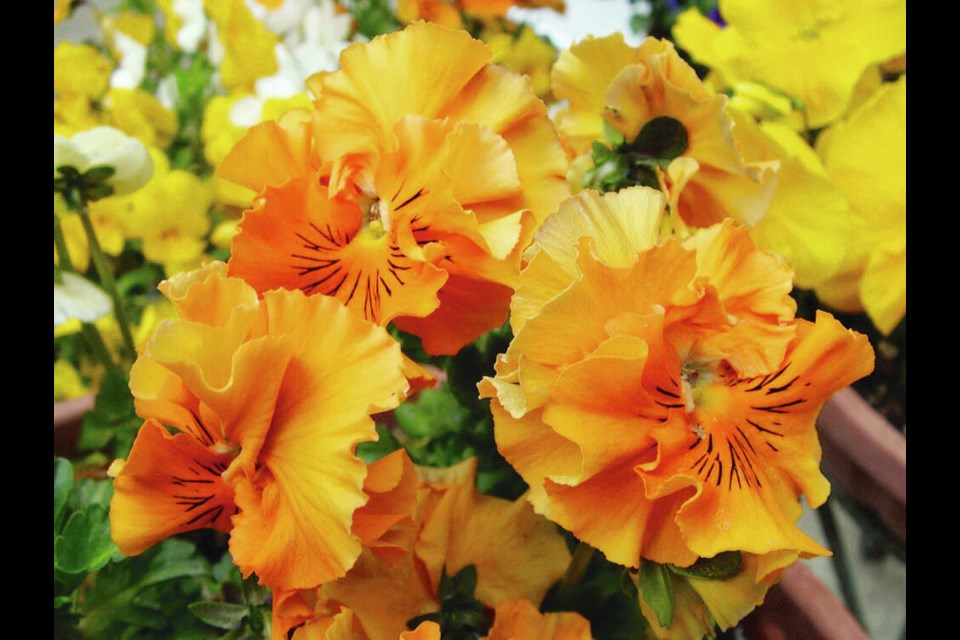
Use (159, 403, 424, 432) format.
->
(109, 263, 409, 590)
(480, 187, 874, 568)
(220, 22, 569, 355)
(397, 0, 563, 27)
(273, 456, 572, 640)
(484, 599, 592, 640)
(552, 34, 776, 229)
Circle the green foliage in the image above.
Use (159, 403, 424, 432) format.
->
(542, 539, 649, 640)
(623, 117, 689, 165)
(584, 117, 689, 194)
(167, 54, 216, 175)
(116, 262, 165, 299)
(387, 324, 526, 500)
(395, 387, 471, 442)
(56, 504, 117, 574)
(631, 0, 720, 40)
(54, 457, 258, 639)
(79, 539, 213, 640)
(78, 368, 141, 459)
(55, 165, 118, 205)
(189, 602, 252, 630)
(668, 551, 743, 580)
(639, 561, 674, 628)
(55, 458, 118, 579)
(408, 565, 489, 640)
(357, 423, 404, 463)
(54, 457, 73, 531)
(342, 0, 402, 38)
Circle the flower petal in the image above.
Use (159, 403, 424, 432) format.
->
(110, 420, 235, 556)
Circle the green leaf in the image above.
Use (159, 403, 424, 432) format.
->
(221, 628, 260, 640)
(625, 116, 689, 163)
(84, 166, 117, 183)
(80, 538, 211, 639)
(406, 612, 441, 629)
(448, 345, 489, 414)
(55, 504, 117, 574)
(639, 560, 674, 628)
(86, 183, 116, 201)
(212, 551, 242, 585)
(668, 551, 743, 580)
(449, 565, 478, 601)
(630, 12, 651, 35)
(188, 602, 249, 630)
(627, 163, 661, 189)
(357, 423, 402, 463)
(116, 262, 165, 297)
(240, 574, 270, 607)
(57, 165, 82, 180)
(602, 120, 625, 146)
(395, 388, 469, 440)
(55, 457, 74, 533)
(79, 369, 140, 457)
(591, 140, 616, 165)
(67, 476, 114, 512)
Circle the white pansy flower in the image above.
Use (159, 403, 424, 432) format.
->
(54, 127, 154, 196)
(227, 0, 352, 125)
(156, 75, 180, 111)
(54, 272, 112, 327)
(245, 0, 314, 37)
(172, 0, 208, 53)
(109, 31, 148, 89)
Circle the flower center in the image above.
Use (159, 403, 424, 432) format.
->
(357, 191, 390, 239)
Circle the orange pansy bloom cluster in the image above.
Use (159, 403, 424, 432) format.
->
(219, 21, 569, 355)
(273, 455, 581, 640)
(480, 187, 874, 569)
(109, 263, 409, 590)
(96, 17, 888, 639)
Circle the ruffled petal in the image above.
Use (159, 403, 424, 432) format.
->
(484, 599, 593, 640)
(415, 459, 571, 607)
(110, 420, 235, 555)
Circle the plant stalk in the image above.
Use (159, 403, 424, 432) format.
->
(54, 217, 124, 375)
(555, 541, 595, 605)
(818, 498, 867, 630)
(75, 199, 137, 359)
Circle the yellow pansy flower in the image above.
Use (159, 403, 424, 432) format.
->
(673, 0, 905, 128)
(103, 88, 179, 149)
(54, 42, 112, 100)
(55, 193, 128, 273)
(54, 359, 91, 401)
(105, 11, 156, 46)
(205, 0, 279, 91)
(202, 92, 312, 208)
(114, 148, 213, 276)
(814, 76, 906, 334)
(732, 114, 852, 291)
(484, 26, 557, 99)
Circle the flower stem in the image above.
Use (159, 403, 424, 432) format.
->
(555, 541, 595, 604)
(818, 498, 866, 629)
(54, 217, 124, 376)
(75, 200, 137, 360)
